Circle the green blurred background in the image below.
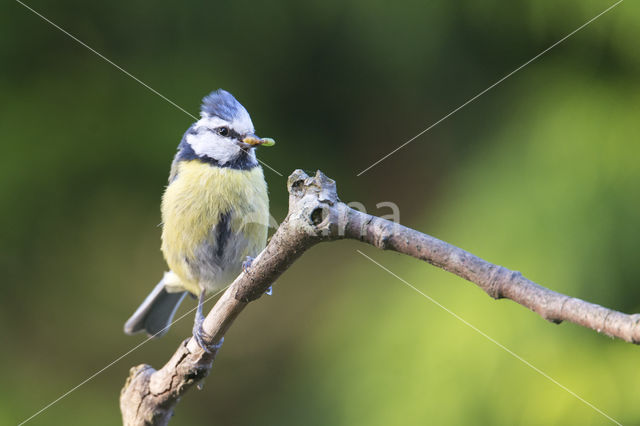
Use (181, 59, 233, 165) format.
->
(1, 0, 639, 424)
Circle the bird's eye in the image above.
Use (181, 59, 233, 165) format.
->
(217, 127, 230, 137)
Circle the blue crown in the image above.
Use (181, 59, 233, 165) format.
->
(201, 89, 243, 121)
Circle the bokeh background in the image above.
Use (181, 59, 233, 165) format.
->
(2, 0, 639, 424)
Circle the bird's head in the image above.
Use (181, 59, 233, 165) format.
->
(183, 89, 274, 165)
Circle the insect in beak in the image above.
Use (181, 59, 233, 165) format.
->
(242, 134, 275, 147)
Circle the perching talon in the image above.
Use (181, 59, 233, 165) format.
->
(242, 256, 255, 273)
(212, 336, 225, 350)
(265, 286, 273, 296)
(193, 321, 212, 353)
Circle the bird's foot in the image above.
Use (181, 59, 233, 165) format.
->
(212, 336, 224, 350)
(242, 256, 255, 273)
(192, 319, 224, 353)
(265, 286, 273, 296)
(192, 312, 212, 353)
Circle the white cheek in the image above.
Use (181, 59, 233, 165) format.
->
(187, 132, 241, 165)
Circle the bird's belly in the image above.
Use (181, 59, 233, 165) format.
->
(160, 160, 269, 295)
(183, 226, 250, 293)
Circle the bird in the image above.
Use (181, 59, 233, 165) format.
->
(124, 89, 274, 351)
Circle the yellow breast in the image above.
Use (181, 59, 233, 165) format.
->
(160, 160, 269, 294)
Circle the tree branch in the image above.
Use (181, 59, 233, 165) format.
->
(120, 169, 640, 425)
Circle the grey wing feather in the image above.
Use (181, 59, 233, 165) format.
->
(124, 278, 187, 337)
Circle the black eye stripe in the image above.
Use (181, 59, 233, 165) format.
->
(210, 126, 243, 140)
(229, 128, 243, 140)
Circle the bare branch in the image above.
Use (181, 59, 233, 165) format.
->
(121, 169, 640, 425)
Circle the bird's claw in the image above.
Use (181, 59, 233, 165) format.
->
(212, 336, 224, 350)
(265, 286, 273, 296)
(242, 256, 255, 273)
(192, 314, 212, 353)
(192, 321, 224, 353)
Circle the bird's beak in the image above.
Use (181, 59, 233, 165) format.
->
(242, 134, 275, 147)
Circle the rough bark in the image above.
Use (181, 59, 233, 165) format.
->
(121, 169, 640, 425)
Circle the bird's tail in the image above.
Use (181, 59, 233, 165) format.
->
(124, 272, 187, 337)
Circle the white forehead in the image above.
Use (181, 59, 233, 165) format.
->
(197, 109, 254, 134)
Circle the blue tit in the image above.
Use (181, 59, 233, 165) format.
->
(124, 89, 274, 350)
